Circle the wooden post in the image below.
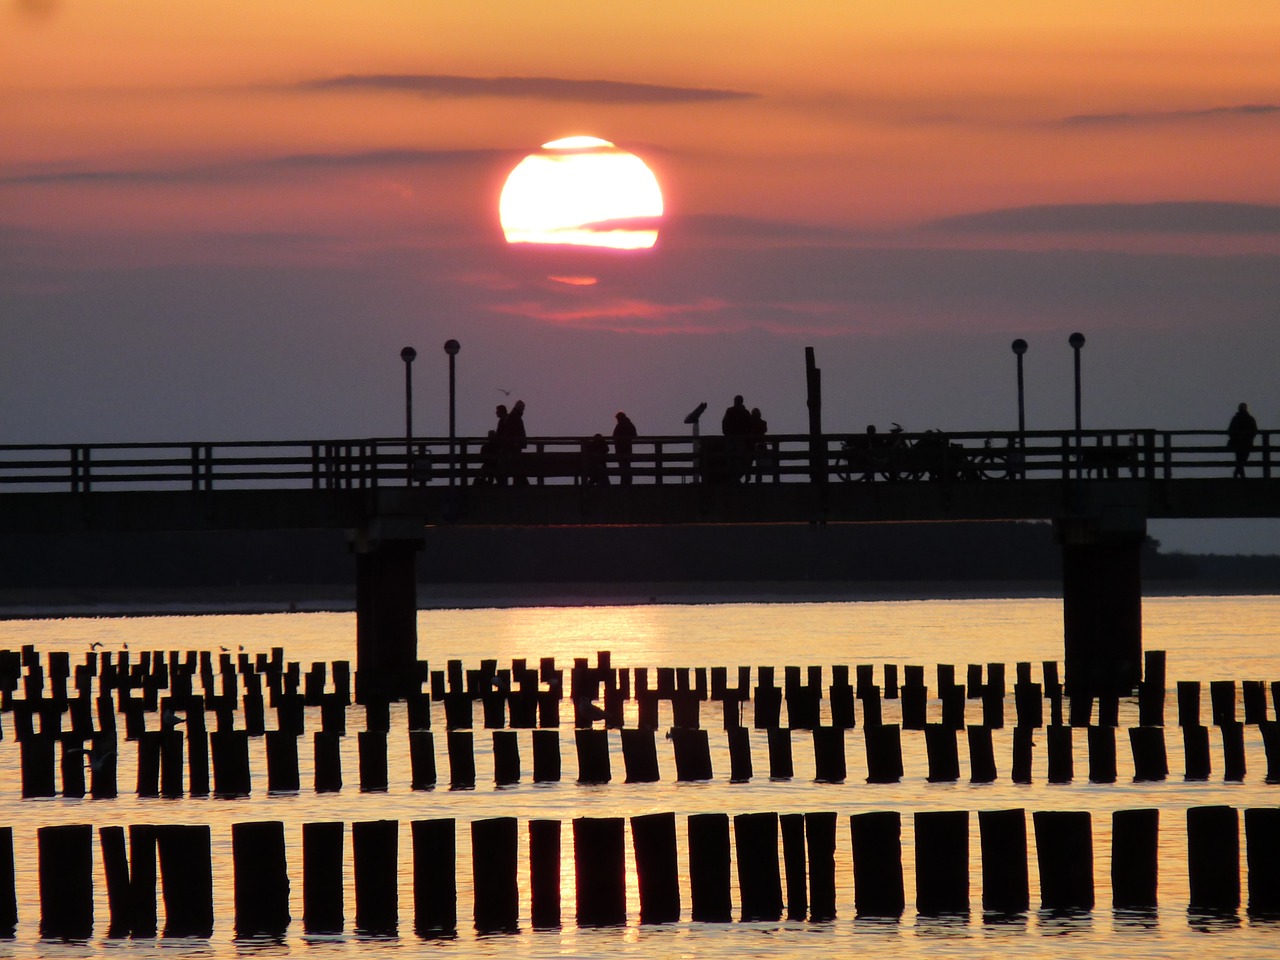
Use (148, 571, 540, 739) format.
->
(621, 728, 660, 783)
(528, 819, 561, 929)
(850, 811, 903, 918)
(1087, 725, 1117, 783)
(492, 729, 521, 785)
(780, 813, 807, 921)
(806, 811, 838, 922)
(128, 824, 158, 938)
(1245, 807, 1280, 916)
(915, 810, 969, 916)
(313, 730, 343, 792)
(532, 728, 561, 782)
(1128, 727, 1168, 782)
(471, 818, 519, 932)
(811, 726, 846, 783)
(1033, 811, 1093, 911)
(232, 821, 290, 939)
(1112, 808, 1158, 910)
(631, 812, 680, 924)
(979, 809, 1029, 914)
(967, 725, 997, 783)
(448, 730, 476, 790)
(924, 723, 959, 782)
(727, 727, 753, 782)
(99, 825, 131, 938)
(156, 824, 214, 938)
(574, 817, 626, 926)
(358, 730, 389, 792)
(1187, 805, 1239, 914)
(864, 723, 903, 783)
(39, 824, 93, 939)
(353, 819, 398, 936)
(411, 819, 456, 938)
(688, 813, 732, 922)
(734, 812, 783, 922)
(409, 729, 436, 789)
(265, 730, 300, 793)
(1182, 724, 1211, 780)
(672, 727, 713, 781)
(302, 822, 344, 935)
(575, 729, 611, 784)
(767, 727, 793, 779)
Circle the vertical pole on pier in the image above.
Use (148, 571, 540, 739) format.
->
(39, 824, 93, 940)
(688, 813, 732, 923)
(529, 819, 561, 929)
(412, 818, 457, 937)
(232, 820, 290, 939)
(805, 346, 826, 485)
(849, 811, 904, 918)
(303, 822, 344, 935)
(532, 728, 561, 782)
(353, 819, 399, 936)
(0, 829, 15, 939)
(621, 728, 660, 783)
(574, 817, 626, 927)
(632, 812, 680, 924)
(409, 730, 437, 789)
(471, 817, 519, 933)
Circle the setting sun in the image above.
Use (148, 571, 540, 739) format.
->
(499, 136, 663, 250)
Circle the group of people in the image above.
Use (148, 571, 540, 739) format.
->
(719, 394, 769, 483)
(474, 401, 640, 486)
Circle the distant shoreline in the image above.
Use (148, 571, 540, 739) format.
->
(0, 580, 1274, 621)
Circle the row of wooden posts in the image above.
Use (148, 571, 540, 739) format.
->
(6, 647, 1280, 735)
(16, 715, 1280, 800)
(15, 805, 1280, 940)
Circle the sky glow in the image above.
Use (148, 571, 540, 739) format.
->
(2, 1, 1278, 552)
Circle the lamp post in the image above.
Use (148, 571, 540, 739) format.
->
(443, 339, 460, 486)
(1068, 332, 1085, 479)
(400, 346, 416, 485)
(1011, 339, 1028, 479)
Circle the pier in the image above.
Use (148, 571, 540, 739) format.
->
(3, 428, 1278, 696)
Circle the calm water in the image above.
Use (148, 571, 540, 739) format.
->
(2, 594, 1279, 958)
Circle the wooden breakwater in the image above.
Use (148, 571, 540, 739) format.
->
(3, 647, 1279, 796)
(10, 805, 1280, 939)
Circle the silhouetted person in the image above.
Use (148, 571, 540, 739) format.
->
(612, 411, 637, 485)
(475, 430, 501, 485)
(1227, 402, 1258, 478)
(584, 433, 610, 485)
(498, 399, 528, 484)
(491, 405, 509, 485)
(721, 394, 752, 482)
(748, 406, 768, 482)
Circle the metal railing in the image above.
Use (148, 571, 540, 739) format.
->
(0, 430, 1273, 493)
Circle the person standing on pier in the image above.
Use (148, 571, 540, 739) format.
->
(1227, 402, 1258, 478)
(612, 411, 637, 485)
(722, 394, 752, 482)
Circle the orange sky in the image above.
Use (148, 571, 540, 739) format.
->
(4, 1, 1278, 245)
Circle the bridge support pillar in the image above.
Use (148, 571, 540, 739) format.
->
(351, 519, 423, 703)
(1055, 515, 1144, 697)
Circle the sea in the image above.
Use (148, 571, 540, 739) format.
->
(1, 593, 1278, 958)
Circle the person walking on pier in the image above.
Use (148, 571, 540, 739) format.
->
(612, 411, 637, 485)
(1227, 402, 1258, 478)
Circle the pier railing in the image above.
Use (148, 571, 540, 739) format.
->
(0, 429, 1273, 492)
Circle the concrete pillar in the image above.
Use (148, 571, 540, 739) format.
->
(1055, 516, 1145, 696)
(352, 523, 422, 702)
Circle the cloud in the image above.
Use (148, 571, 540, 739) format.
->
(1059, 104, 1280, 126)
(297, 74, 759, 105)
(924, 202, 1280, 235)
(0, 148, 514, 186)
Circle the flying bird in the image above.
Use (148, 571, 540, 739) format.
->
(497, 387, 511, 396)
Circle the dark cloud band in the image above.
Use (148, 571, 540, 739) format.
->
(926, 202, 1280, 234)
(298, 74, 758, 104)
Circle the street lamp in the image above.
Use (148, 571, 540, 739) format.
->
(400, 346, 416, 485)
(1011, 339, 1028, 479)
(1068, 332, 1085, 478)
(443, 339, 460, 486)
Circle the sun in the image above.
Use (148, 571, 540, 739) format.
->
(499, 136, 663, 250)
